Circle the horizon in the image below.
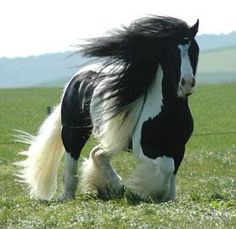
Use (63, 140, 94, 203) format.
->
(1, 0, 236, 58)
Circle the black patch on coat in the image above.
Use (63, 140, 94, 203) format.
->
(141, 99, 193, 173)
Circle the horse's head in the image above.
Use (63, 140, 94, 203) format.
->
(161, 20, 199, 99)
(81, 16, 200, 105)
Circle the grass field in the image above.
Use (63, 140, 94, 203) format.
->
(0, 85, 235, 228)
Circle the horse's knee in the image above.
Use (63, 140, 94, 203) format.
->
(64, 152, 79, 175)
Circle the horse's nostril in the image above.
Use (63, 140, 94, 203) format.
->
(181, 77, 195, 88)
(181, 78, 186, 86)
(191, 78, 196, 87)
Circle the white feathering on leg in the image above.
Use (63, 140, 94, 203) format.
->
(79, 146, 123, 198)
(126, 156, 175, 202)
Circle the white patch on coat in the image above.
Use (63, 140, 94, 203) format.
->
(177, 43, 195, 97)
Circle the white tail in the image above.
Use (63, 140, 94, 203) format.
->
(16, 104, 64, 200)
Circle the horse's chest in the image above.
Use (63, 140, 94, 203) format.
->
(140, 108, 193, 159)
(132, 97, 193, 161)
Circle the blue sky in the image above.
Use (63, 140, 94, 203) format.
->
(0, 0, 235, 58)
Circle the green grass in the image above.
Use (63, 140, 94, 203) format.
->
(0, 85, 236, 228)
(188, 84, 236, 152)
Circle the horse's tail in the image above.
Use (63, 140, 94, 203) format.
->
(16, 104, 64, 200)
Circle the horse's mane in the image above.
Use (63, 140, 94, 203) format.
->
(80, 16, 190, 115)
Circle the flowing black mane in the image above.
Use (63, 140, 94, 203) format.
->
(80, 16, 194, 114)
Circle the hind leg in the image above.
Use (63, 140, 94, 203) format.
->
(61, 153, 79, 200)
(60, 126, 90, 200)
(79, 145, 124, 199)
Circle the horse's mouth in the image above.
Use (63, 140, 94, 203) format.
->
(185, 92, 192, 96)
(178, 87, 193, 98)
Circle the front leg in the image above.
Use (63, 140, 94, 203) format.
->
(166, 174, 176, 201)
(126, 156, 175, 203)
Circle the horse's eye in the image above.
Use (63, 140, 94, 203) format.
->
(179, 37, 190, 45)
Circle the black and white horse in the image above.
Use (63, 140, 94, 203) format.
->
(17, 16, 199, 203)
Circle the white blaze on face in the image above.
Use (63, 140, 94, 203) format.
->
(178, 43, 195, 97)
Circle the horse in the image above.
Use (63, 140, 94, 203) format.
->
(17, 16, 199, 203)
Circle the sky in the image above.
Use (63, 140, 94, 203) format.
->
(0, 0, 236, 58)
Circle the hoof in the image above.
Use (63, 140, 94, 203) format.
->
(57, 193, 75, 202)
(82, 183, 125, 201)
(124, 188, 142, 205)
(97, 184, 125, 200)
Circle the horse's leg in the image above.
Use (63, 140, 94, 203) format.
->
(163, 145, 185, 202)
(59, 71, 95, 200)
(126, 156, 175, 203)
(165, 174, 176, 201)
(62, 152, 79, 200)
(79, 146, 124, 199)
(60, 126, 91, 200)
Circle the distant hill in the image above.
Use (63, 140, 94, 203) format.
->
(196, 32, 236, 51)
(197, 46, 236, 83)
(0, 52, 89, 88)
(1, 32, 236, 88)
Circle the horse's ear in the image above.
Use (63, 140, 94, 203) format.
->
(189, 19, 199, 39)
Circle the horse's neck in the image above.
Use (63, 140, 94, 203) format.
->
(141, 66, 164, 119)
(135, 64, 189, 132)
(161, 75, 189, 112)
